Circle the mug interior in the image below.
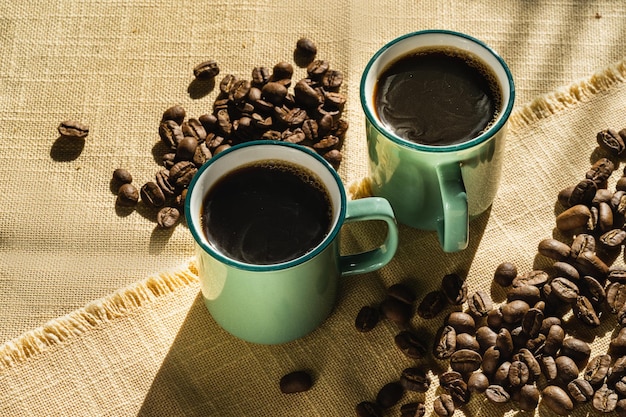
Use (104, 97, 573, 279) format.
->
(360, 29, 515, 152)
(185, 140, 346, 271)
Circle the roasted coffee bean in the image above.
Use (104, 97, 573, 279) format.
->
(514, 348, 542, 381)
(601, 228, 626, 248)
(568, 178, 597, 206)
(116, 183, 139, 207)
(400, 368, 430, 392)
(486, 307, 504, 330)
(541, 355, 558, 381)
(544, 324, 565, 356)
(441, 273, 467, 305)
(481, 346, 501, 375)
(618, 399, 626, 417)
(518, 384, 540, 411)
(399, 402, 425, 417)
(155, 169, 175, 198)
(615, 376, 626, 396)
(555, 355, 579, 384)
(58, 120, 89, 139)
(416, 290, 446, 319)
(355, 305, 379, 332)
(162, 104, 186, 125)
(542, 385, 574, 416)
(175, 136, 198, 162)
(279, 370, 312, 394)
(159, 120, 183, 149)
(433, 394, 455, 417)
(609, 355, 626, 385)
(467, 290, 492, 317)
(593, 384, 618, 413)
(550, 277, 579, 303)
(251, 66, 271, 86)
(433, 325, 456, 360)
(585, 354, 611, 387)
(607, 282, 626, 313)
(573, 295, 601, 327)
(485, 385, 510, 404)
(295, 38, 317, 60)
(355, 401, 382, 417)
(475, 326, 497, 352)
(551, 261, 580, 281)
(609, 265, 626, 283)
(193, 60, 220, 79)
(156, 207, 180, 228)
(583, 275, 606, 304)
(182, 118, 207, 142)
(456, 333, 480, 351)
(438, 371, 463, 389)
(376, 381, 404, 409)
(610, 328, 626, 356)
(444, 378, 470, 405)
(467, 372, 489, 393)
(394, 330, 427, 359)
(598, 201, 614, 231)
(446, 311, 475, 334)
(513, 269, 549, 288)
(568, 378, 595, 402)
(521, 307, 544, 337)
(271, 61, 294, 82)
(261, 82, 288, 106)
(306, 59, 329, 80)
(387, 283, 416, 305)
(193, 142, 212, 166)
(140, 181, 166, 208)
(321, 69, 343, 92)
(561, 337, 591, 365)
(494, 262, 518, 286)
(570, 233, 596, 258)
(169, 161, 197, 189)
(556, 204, 592, 231)
(538, 238, 572, 261)
(450, 349, 482, 374)
(597, 128, 625, 156)
(574, 249, 609, 278)
(526, 333, 547, 356)
(507, 284, 541, 305)
(380, 297, 412, 325)
(508, 360, 530, 387)
(586, 157, 615, 183)
(540, 317, 562, 334)
(112, 168, 132, 186)
(501, 300, 530, 324)
(493, 361, 511, 386)
(496, 328, 514, 359)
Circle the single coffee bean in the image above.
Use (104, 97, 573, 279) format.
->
(417, 290, 446, 319)
(538, 238, 571, 261)
(568, 178, 597, 206)
(433, 325, 457, 360)
(555, 355, 579, 384)
(376, 381, 404, 409)
(193, 60, 220, 79)
(541, 355, 558, 381)
(556, 204, 592, 231)
(586, 157, 615, 183)
(279, 370, 312, 394)
(609, 265, 626, 283)
(525, 333, 546, 356)
(355, 401, 382, 417)
(159, 120, 183, 149)
(573, 295, 601, 327)
(521, 307, 544, 337)
(58, 120, 89, 139)
(508, 360, 530, 387)
(550, 277, 579, 303)
(597, 128, 625, 156)
(518, 384, 540, 411)
(574, 250, 609, 278)
(542, 385, 574, 416)
(438, 371, 463, 391)
(617, 399, 626, 417)
(450, 349, 482, 374)
(169, 161, 197, 189)
(615, 375, 626, 396)
(380, 297, 412, 325)
(486, 307, 504, 330)
(355, 305, 379, 332)
(116, 183, 139, 207)
(444, 378, 470, 405)
(262, 81, 289, 106)
(607, 282, 626, 313)
(551, 261, 580, 281)
(433, 394, 455, 417)
(608, 355, 626, 385)
(162, 104, 186, 125)
(540, 317, 562, 334)
(600, 228, 626, 248)
(387, 283, 416, 305)
(585, 354, 611, 387)
(514, 348, 542, 381)
(583, 275, 606, 304)
(494, 262, 518, 286)
(156, 207, 180, 228)
(485, 385, 510, 404)
(495, 328, 514, 359)
(598, 201, 614, 232)
(570, 233, 596, 257)
(501, 300, 530, 324)
(513, 269, 549, 287)
(251, 66, 271, 86)
(306, 59, 330, 80)
(507, 284, 541, 305)
(467, 372, 489, 393)
(475, 326, 497, 352)
(441, 273, 467, 305)
(295, 37, 317, 59)
(558, 185, 575, 207)
(568, 378, 595, 402)
(543, 324, 565, 356)
(394, 330, 427, 359)
(446, 311, 475, 334)
(140, 181, 166, 208)
(481, 346, 501, 375)
(322, 69, 344, 92)
(593, 384, 618, 413)
(400, 368, 430, 392)
(610, 328, 626, 356)
(493, 361, 511, 386)
(455, 333, 479, 351)
(112, 168, 132, 186)
(399, 402, 425, 417)
(467, 290, 492, 317)
(561, 337, 591, 365)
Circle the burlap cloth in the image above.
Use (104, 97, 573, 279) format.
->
(2, 1, 626, 416)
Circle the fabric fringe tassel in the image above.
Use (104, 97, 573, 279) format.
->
(0, 259, 199, 371)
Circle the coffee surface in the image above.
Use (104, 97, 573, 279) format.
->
(201, 161, 332, 265)
(374, 47, 501, 146)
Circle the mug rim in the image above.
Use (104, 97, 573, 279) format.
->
(359, 29, 516, 153)
(184, 140, 347, 272)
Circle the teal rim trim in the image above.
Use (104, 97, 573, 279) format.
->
(359, 29, 516, 153)
(184, 140, 348, 272)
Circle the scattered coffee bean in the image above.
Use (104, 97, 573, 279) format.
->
(116, 183, 139, 207)
(399, 402, 425, 417)
(58, 120, 89, 139)
(355, 401, 382, 417)
(433, 393, 455, 417)
(295, 38, 317, 61)
(542, 385, 574, 415)
(112, 168, 132, 186)
(400, 368, 430, 392)
(416, 290, 446, 319)
(467, 371, 489, 393)
(156, 206, 180, 228)
(355, 306, 379, 332)
(279, 370, 312, 394)
(193, 60, 220, 79)
(485, 385, 510, 404)
(494, 262, 518, 286)
(441, 273, 467, 305)
(380, 297, 412, 325)
(593, 384, 618, 413)
(568, 378, 595, 402)
(376, 381, 404, 409)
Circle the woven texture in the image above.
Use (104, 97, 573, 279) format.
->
(2, 0, 626, 416)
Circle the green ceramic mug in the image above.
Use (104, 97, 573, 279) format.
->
(360, 30, 515, 252)
(185, 141, 398, 344)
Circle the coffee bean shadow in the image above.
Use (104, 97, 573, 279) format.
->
(149, 224, 175, 254)
(152, 140, 170, 166)
(50, 136, 85, 161)
(187, 77, 215, 100)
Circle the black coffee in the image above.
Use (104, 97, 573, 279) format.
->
(201, 160, 333, 264)
(374, 46, 502, 146)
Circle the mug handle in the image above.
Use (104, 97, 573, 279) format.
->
(339, 197, 398, 276)
(436, 163, 469, 252)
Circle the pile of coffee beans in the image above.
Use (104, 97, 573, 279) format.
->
(353, 128, 626, 416)
(111, 38, 349, 228)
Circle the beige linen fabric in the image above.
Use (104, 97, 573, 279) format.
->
(2, 0, 626, 416)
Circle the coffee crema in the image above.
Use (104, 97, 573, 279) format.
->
(201, 160, 333, 265)
(374, 46, 502, 146)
